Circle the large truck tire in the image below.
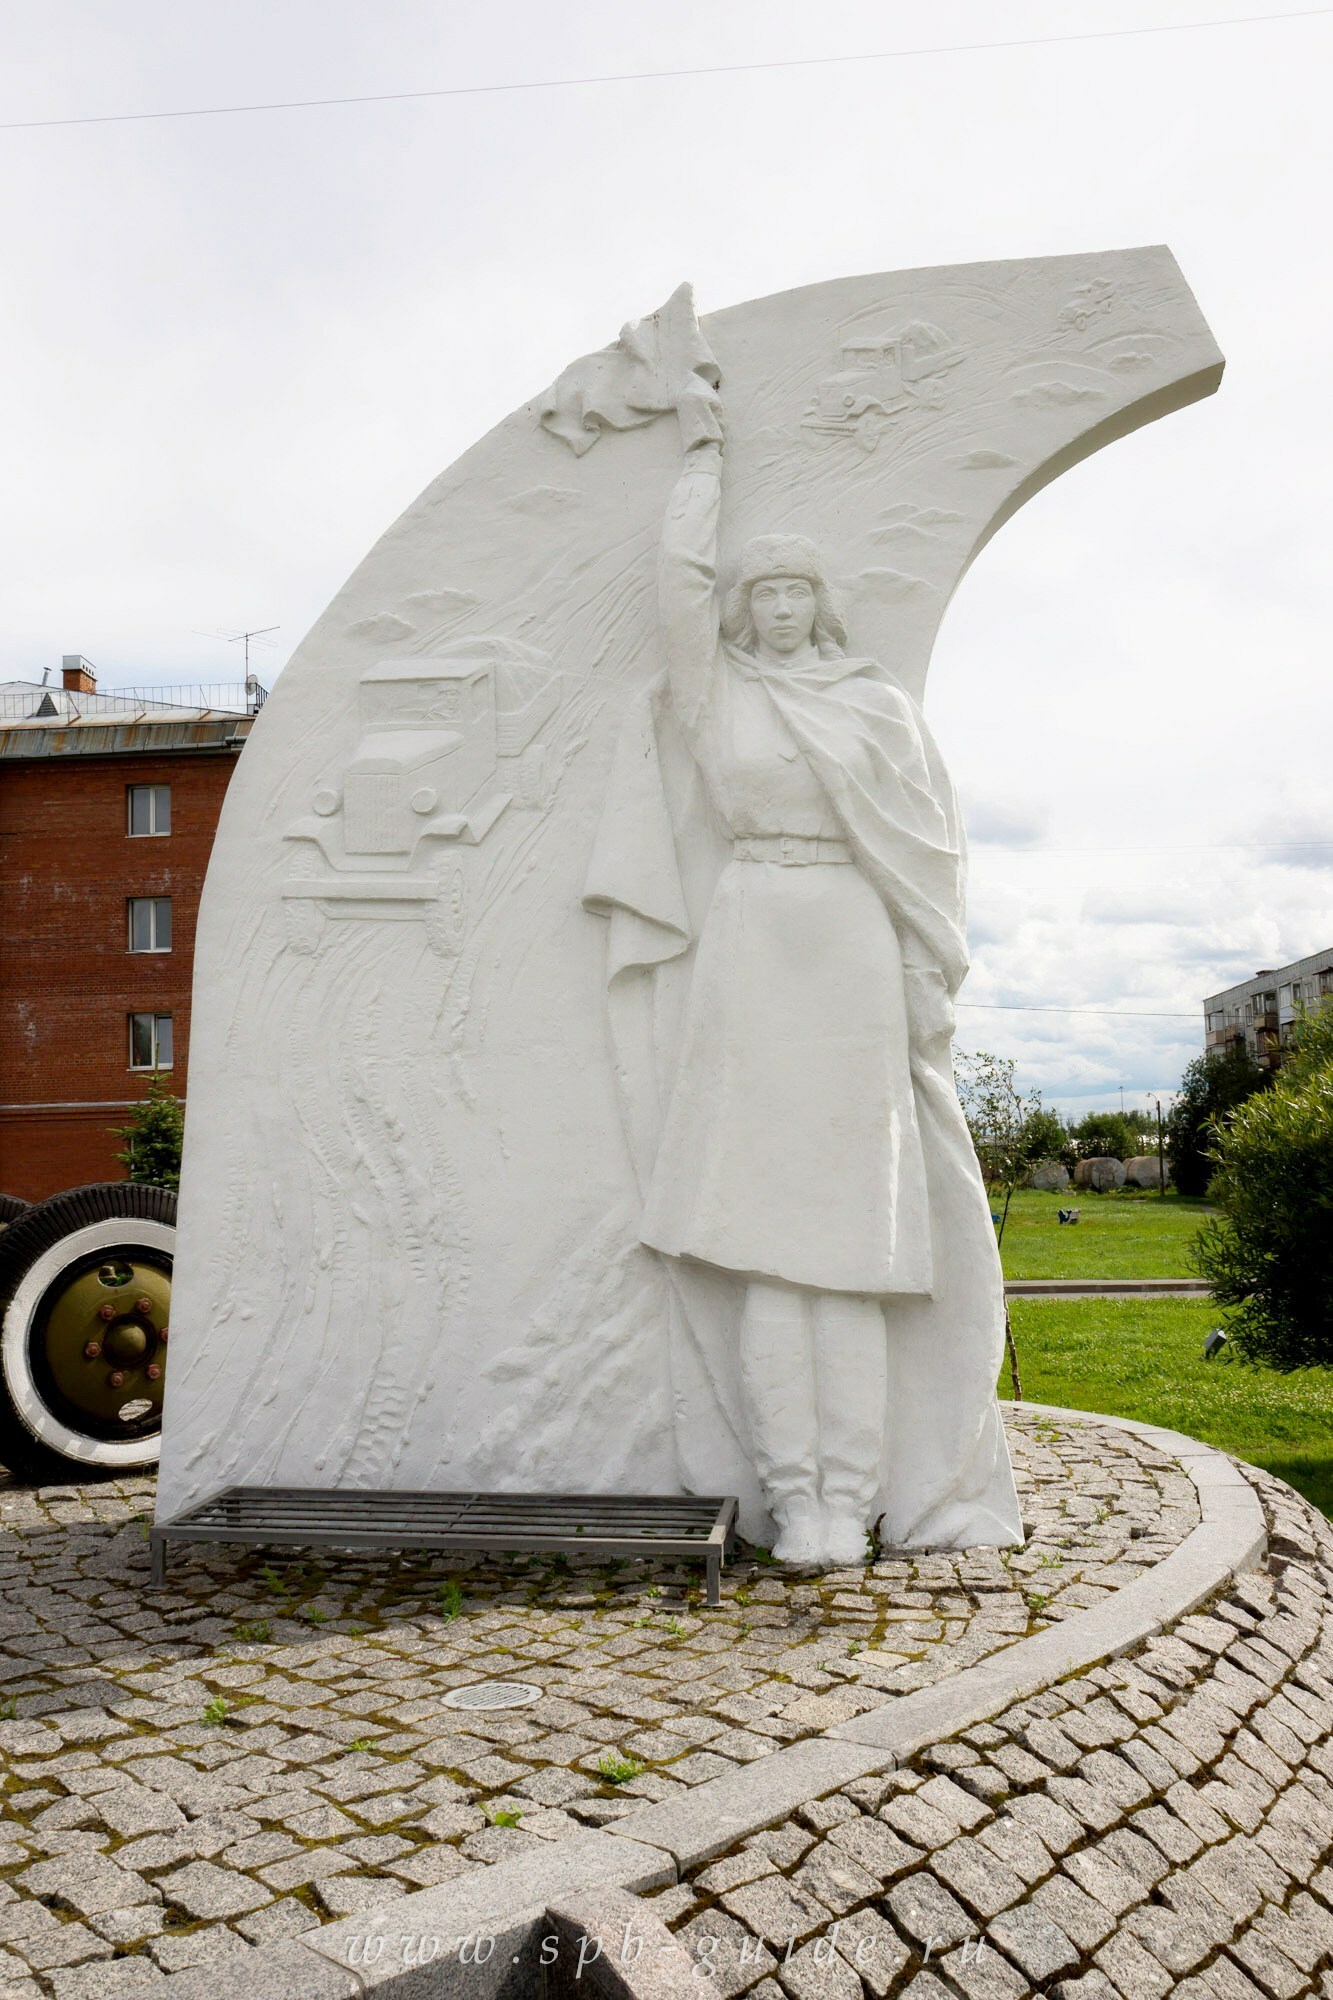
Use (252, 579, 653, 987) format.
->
(0, 1195, 30, 1228)
(0, 1183, 175, 1483)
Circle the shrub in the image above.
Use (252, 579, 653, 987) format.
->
(1020, 1106, 1074, 1171)
(1071, 1110, 1143, 1162)
(112, 1072, 184, 1190)
(1166, 1045, 1267, 1196)
(1195, 1010, 1333, 1369)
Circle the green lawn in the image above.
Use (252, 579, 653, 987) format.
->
(1006, 1296, 1333, 1521)
(998, 1188, 1214, 1281)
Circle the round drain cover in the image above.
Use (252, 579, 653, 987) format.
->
(442, 1680, 543, 1711)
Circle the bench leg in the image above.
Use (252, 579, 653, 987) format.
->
(706, 1551, 720, 1608)
(149, 1535, 166, 1587)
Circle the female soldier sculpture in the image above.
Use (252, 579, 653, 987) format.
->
(585, 364, 1023, 1566)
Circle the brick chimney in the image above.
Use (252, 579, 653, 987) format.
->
(61, 655, 97, 694)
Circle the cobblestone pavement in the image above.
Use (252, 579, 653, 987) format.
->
(0, 1411, 1194, 1992)
(654, 1463, 1333, 2000)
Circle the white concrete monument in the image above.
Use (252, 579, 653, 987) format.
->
(157, 250, 1221, 1564)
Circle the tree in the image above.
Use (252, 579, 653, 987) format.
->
(954, 1050, 1055, 1399)
(1070, 1109, 1143, 1162)
(1019, 1105, 1074, 1171)
(1166, 1045, 1268, 1195)
(1194, 1008, 1333, 1370)
(113, 1073, 184, 1191)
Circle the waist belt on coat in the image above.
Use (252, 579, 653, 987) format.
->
(733, 834, 853, 865)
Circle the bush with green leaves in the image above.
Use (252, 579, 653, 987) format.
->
(1194, 1007, 1333, 1370)
(1166, 1044, 1267, 1196)
(113, 1072, 184, 1190)
(1019, 1105, 1075, 1172)
(1070, 1109, 1145, 1163)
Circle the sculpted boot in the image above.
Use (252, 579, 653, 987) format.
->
(739, 1280, 823, 1564)
(815, 1293, 889, 1567)
(770, 1482, 826, 1565)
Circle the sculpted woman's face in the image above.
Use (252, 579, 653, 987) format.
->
(749, 575, 817, 657)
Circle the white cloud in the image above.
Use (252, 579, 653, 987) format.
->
(1, 0, 1330, 1112)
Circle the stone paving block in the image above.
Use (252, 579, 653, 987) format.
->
(157, 1859, 272, 1919)
(987, 1902, 1082, 1984)
(1256, 1893, 1333, 1976)
(1062, 1843, 1149, 1920)
(1188, 1839, 1267, 1925)
(880, 1794, 961, 1850)
(826, 1816, 921, 1882)
(1003, 1791, 1086, 1857)
(775, 1936, 864, 2000)
(884, 1873, 975, 1953)
(1191, 1957, 1269, 2000)
(1164, 1779, 1233, 1845)
(21, 1923, 113, 1974)
(236, 1896, 322, 1944)
(149, 1926, 252, 1973)
(1029, 1874, 1120, 1952)
(795, 1795, 861, 1834)
(745, 1827, 817, 1870)
(914, 1775, 992, 1833)
(84, 1894, 168, 1948)
(829, 1909, 911, 1998)
(1122, 1903, 1217, 1977)
(1081, 1749, 1154, 1811)
(1114, 1735, 1179, 1793)
(938, 1938, 1031, 2000)
(930, 1835, 1025, 1920)
(1043, 1777, 1123, 1835)
(17, 1852, 158, 1920)
(387, 1845, 476, 1888)
(1227, 1921, 1308, 2000)
(47, 1960, 167, 1998)
(791, 1841, 882, 1917)
(975, 1815, 1058, 1888)
(722, 1876, 833, 1949)
(1017, 1720, 1082, 1773)
(1093, 1927, 1174, 2000)
(674, 1910, 777, 1999)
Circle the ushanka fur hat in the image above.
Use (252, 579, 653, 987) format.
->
(722, 534, 849, 651)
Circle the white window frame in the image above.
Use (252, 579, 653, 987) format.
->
(128, 1012, 173, 1071)
(127, 896, 172, 954)
(127, 784, 171, 837)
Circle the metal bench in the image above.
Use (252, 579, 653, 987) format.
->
(149, 1488, 739, 1606)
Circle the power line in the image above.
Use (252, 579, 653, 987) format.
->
(957, 1002, 1197, 1018)
(1, 8, 1328, 134)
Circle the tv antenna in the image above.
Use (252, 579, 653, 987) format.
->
(222, 625, 280, 677)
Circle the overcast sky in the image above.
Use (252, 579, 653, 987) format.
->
(3, 0, 1330, 1115)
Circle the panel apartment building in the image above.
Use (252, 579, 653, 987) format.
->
(1204, 947, 1333, 1071)
(0, 659, 255, 1200)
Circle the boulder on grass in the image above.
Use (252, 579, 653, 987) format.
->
(1124, 1154, 1170, 1189)
(1027, 1160, 1071, 1191)
(1073, 1156, 1126, 1192)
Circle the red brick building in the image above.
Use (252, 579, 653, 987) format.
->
(0, 660, 255, 1200)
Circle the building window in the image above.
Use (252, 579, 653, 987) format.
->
(127, 897, 172, 953)
(129, 1013, 173, 1070)
(127, 784, 170, 836)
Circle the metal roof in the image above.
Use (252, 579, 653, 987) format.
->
(0, 680, 261, 726)
(0, 715, 254, 760)
(0, 678, 258, 759)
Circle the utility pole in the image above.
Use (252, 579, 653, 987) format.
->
(1155, 1097, 1167, 1198)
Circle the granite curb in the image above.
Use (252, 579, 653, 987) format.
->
(119, 1406, 1267, 1993)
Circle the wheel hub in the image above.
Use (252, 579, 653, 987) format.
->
(38, 1252, 171, 1430)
